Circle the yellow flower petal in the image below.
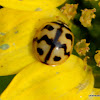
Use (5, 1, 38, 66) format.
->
(0, 0, 66, 11)
(0, 8, 70, 76)
(70, 67, 94, 100)
(0, 55, 94, 100)
(88, 88, 100, 100)
(0, 8, 36, 33)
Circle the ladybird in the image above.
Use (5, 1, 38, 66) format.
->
(33, 21, 74, 65)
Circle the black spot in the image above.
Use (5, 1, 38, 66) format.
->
(33, 37, 38, 42)
(44, 28, 63, 63)
(44, 44, 55, 63)
(65, 34, 72, 41)
(53, 28, 62, 43)
(37, 26, 71, 63)
(59, 44, 70, 56)
(54, 56, 61, 61)
(65, 52, 70, 56)
(42, 61, 48, 65)
(37, 35, 53, 45)
(59, 44, 67, 55)
(37, 48, 44, 55)
(0, 6, 3, 9)
(52, 21, 71, 32)
(42, 25, 54, 31)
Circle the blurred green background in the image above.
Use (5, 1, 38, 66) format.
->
(67, 0, 100, 89)
(0, 75, 15, 94)
(0, 0, 100, 94)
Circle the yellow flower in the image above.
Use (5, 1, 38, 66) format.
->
(0, 55, 95, 100)
(0, 6, 72, 76)
(98, 2, 100, 7)
(80, 8, 96, 27)
(60, 4, 78, 20)
(94, 50, 100, 67)
(0, 0, 66, 11)
(74, 39, 90, 56)
(0, 0, 100, 100)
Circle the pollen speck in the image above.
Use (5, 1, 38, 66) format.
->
(60, 4, 78, 20)
(94, 50, 100, 67)
(80, 8, 96, 27)
(74, 39, 90, 56)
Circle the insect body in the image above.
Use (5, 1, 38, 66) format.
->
(33, 21, 74, 65)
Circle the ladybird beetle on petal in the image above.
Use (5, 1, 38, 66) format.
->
(33, 20, 74, 66)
